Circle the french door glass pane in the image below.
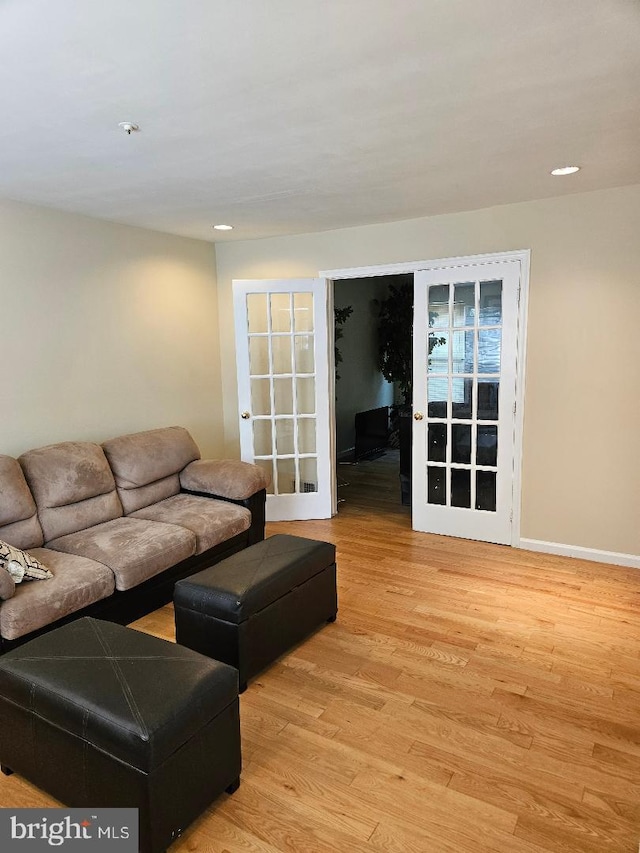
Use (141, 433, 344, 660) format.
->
(270, 293, 291, 333)
(451, 379, 472, 419)
(477, 425, 498, 466)
(479, 280, 502, 325)
(428, 423, 446, 462)
(276, 458, 296, 494)
(251, 378, 271, 416)
(477, 381, 499, 420)
(294, 292, 314, 332)
(255, 459, 274, 494)
(478, 329, 501, 374)
(451, 468, 471, 508)
(253, 419, 272, 456)
(451, 424, 471, 464)
(275, 418, 294, 455)
(476, 470, 497, 511)
(427, 466, 446, 505)
(427, 377, 447, 418)
(297, 377, 316, 414)
(298, 418, 316, 453)
(299, 458, 318, 492)
(273, 378, 293, 414)
(249, 337, 269, 375)
(428, 331, 449, 373)
(452, 331, 474, 374)
(428, 285, 449, 327)
(247, 293, 268, 333)
(271, 336, 292, 374)
(453, 283, 475, 327)
(294, 335, 315, 373)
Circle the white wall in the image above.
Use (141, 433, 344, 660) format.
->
(215, 184, 640, 559)
(1, 198, 223, 457)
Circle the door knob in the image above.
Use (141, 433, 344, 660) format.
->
(241, 411, 251, 420)
(413, 411, 424, 421)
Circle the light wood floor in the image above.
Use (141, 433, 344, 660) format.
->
(3, 454, 640, 852)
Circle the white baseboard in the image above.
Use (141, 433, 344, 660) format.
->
(519, 538, 640, 570)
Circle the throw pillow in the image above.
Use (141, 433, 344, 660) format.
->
(0, 565, 15, 600)
(0, 539, 53, 583)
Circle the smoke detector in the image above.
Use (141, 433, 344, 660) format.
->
(118, 122, 140, 135)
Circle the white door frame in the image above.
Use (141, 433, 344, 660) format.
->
(320, 250, 530, 546)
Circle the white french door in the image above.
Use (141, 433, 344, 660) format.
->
(233, 278, 333, 521)
(412, 260, 522, 544)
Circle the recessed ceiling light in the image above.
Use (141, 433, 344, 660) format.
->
(550, 165, 580, 176)
(213, 224, 233, 231)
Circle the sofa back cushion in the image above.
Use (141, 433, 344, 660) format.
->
(102, 426, 201, 514)
(19, 442, 122, 543)
(0, 455, 45, 550)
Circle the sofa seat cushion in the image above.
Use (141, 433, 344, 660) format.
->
(0, 549, 115, 641)
(47, 518, 196, 592)
(181, 459, 270, 500)
(129, 495, 251, 555)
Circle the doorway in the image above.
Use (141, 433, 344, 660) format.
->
(333, 274, 411, 513)
(323, 250, 530, 546)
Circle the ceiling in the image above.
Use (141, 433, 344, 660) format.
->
(1, 0, 639, 242)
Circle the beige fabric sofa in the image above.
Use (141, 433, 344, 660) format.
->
(0, 426, 268, 651)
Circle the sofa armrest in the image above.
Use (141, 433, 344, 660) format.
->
(180, 459, 270, 501)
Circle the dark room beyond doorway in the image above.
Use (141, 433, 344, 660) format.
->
(333, 274, 412, 512)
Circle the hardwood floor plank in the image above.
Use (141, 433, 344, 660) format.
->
(217, 779, 375, 853)
(180, 812, 283, 853)
(448, 769, 636, 843)
(369, 818, 548, 853)
(349, 764, 518, 835)
(493, 687, 640, 756)
(246, 760, 379, 841)
(582, 787, 640, 822)
(513, 811, 636, 853)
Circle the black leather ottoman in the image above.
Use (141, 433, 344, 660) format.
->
(174, 534, 337, 691)
(0, 617, 241, 853)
